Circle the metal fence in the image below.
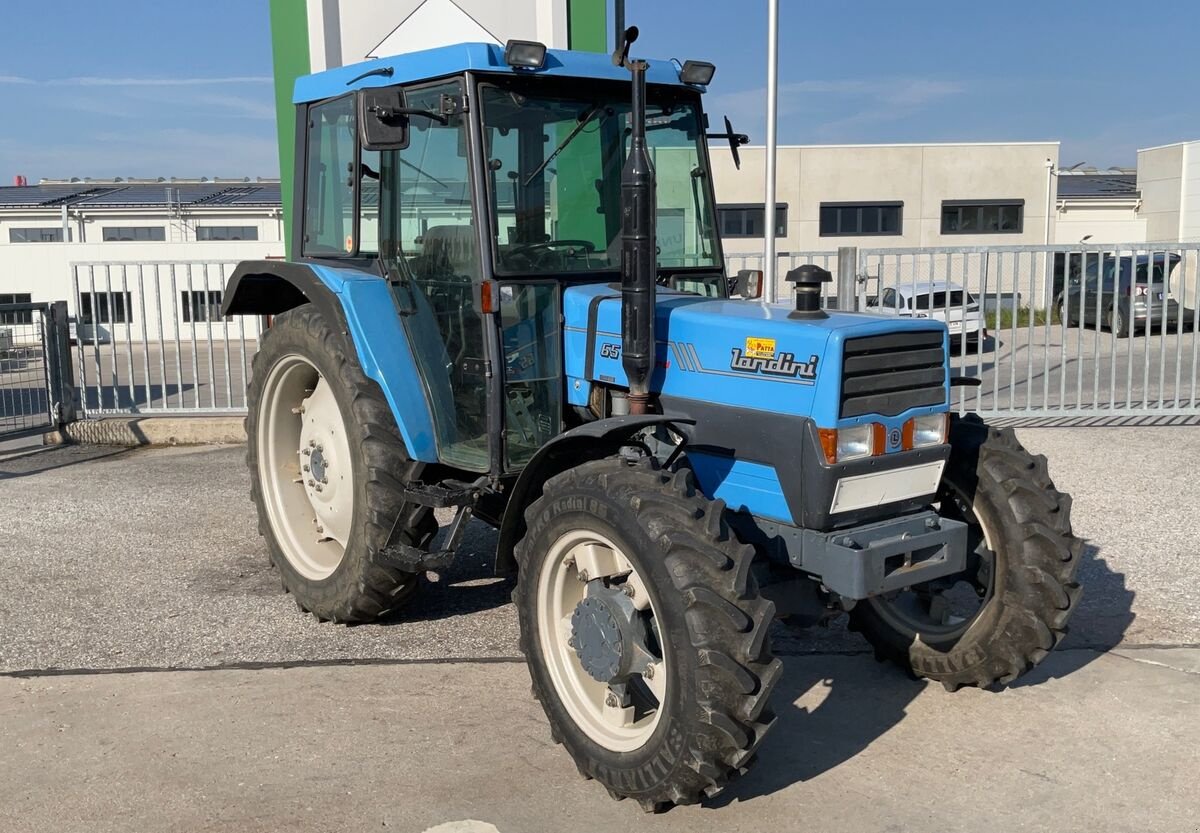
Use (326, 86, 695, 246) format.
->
(71, 261, 263, 415)
(745, 243, 1200, 418)
(61, 247, 1200, 423)
(0, 302, 74, 438)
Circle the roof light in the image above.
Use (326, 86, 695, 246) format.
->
(679, 60, 716, 85)
(504, 40, 547, 69)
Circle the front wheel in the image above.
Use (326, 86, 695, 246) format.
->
(514, 457, 780, 811)
(849, 416, 1082, 690)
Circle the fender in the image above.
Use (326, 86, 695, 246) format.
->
(222, 260, 440, 463)
(494, 414, 694, 575)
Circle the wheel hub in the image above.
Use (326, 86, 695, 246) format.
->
(569, 583, 647, 683)
(308, 446, 328, 482)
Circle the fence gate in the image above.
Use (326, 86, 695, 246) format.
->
(0, 302, 74, 439)
(71, 261, 263, 416)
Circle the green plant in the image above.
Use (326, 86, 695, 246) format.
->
(985, 306, 1054, 329)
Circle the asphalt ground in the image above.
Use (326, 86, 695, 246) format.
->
(0, 425, 1194, 673)
(1, 428, 1198, 832)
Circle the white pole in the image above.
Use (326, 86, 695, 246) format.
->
(762, 0, 779, 305)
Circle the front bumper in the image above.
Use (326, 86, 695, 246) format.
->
(755, 510, 969, 600)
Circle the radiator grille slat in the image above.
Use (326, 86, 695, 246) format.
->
(841, 330, 948, 418)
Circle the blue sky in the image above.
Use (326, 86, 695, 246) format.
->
(1, 0, 1197, 181)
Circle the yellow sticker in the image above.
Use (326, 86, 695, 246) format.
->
(744, 337, 776, 359)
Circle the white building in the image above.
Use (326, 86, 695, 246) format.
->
(710, 142, 1061, 255)
(709, 139, 1200, 255)
(0, 179, 283, 340)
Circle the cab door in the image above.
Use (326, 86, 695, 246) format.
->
(371, 79, 492, 472)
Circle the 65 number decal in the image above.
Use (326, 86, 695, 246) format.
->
(600, 343, 621, 359)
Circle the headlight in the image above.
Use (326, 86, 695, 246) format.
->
(910, 413, 948, 447)
(836, 423, 874, 462)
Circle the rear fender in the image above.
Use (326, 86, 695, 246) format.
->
(493, 415, 694, 575)
(223, 260, 440, 463)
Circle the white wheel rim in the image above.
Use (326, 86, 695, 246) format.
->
(257, 354, 354, 581)
(535, 529, 667, 753)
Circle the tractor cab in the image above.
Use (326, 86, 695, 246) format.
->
(289, 42, 726, 474)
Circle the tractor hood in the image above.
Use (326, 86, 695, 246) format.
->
(561, 282, 950, 428)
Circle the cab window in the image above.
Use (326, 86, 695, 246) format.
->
(303, 95, 359, 255)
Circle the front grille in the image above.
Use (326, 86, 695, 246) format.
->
(840, 330, 947, 418)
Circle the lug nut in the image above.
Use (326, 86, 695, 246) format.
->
(578, 570, 589, 583)
(302, 464, 310, 472)
(622, 584, 636, 598)
(315, 484, 323, 492)
(644, 664, 655, 679)
(605, 693, 618, 708)
(307, 479, 315, 487)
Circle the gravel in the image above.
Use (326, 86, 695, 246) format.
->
(0, 423, 1195, 673)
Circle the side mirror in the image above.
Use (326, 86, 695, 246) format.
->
(733, 269, 763, 299)
(705, 116, 750, 170)
(360, 88, 409, 150)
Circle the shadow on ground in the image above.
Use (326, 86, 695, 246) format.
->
(709, 542, 1133, 805)
(0, 443, 134, 481)
(383, 520, 515, 624)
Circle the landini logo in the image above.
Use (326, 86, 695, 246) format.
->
(729, 344, 820, 380)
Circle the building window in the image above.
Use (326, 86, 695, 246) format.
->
(79, 291, 133, 325)
(9, 227, 65, 243)
(941, 200, 1024, 234)
(0, 293, 33, 324)
(181, 290, 224, 323)
(819, 202, 902, 236)
(717, 203, 787, 238)
(102, 226, 166, 242)
(196, 226, 259, 241)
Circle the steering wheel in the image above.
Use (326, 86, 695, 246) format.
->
(506, 239, 597, 269)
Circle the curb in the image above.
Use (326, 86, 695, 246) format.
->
(44, 416, 247, 448)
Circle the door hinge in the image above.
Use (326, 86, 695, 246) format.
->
(461, 357, 492, 377)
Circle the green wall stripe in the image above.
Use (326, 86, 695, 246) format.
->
(269, 0, 311, 257)
(567, 0, 607, 52)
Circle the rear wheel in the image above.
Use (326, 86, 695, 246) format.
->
(1108, 303, 1130, 338)
(850, 416, 1082, 690)
(514, 457, 780, 811)
(247, 304, 437, 623)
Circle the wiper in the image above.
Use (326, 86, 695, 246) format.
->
(397, 155, 447, 188)
(523, 102, 603, 187)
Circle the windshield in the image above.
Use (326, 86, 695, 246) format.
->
(479, 79, 720, 275)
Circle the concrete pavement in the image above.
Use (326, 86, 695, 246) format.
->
(2, 651, 1197, 833)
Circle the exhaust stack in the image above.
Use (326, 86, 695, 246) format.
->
(616, 29, 656, 415)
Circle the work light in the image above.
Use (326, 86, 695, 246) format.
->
(504, 40, 547, 69)
(679, 60, 716, 85)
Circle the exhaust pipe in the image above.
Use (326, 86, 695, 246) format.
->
(616, 27, 656, 415)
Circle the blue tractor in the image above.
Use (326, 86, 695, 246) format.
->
(222, 27, 1082, 811)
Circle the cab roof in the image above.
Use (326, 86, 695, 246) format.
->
(294, 42, 706, 105)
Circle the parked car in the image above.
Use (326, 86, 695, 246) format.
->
(1056, 253, 1180, 337)
(866, 281, 987, 347)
